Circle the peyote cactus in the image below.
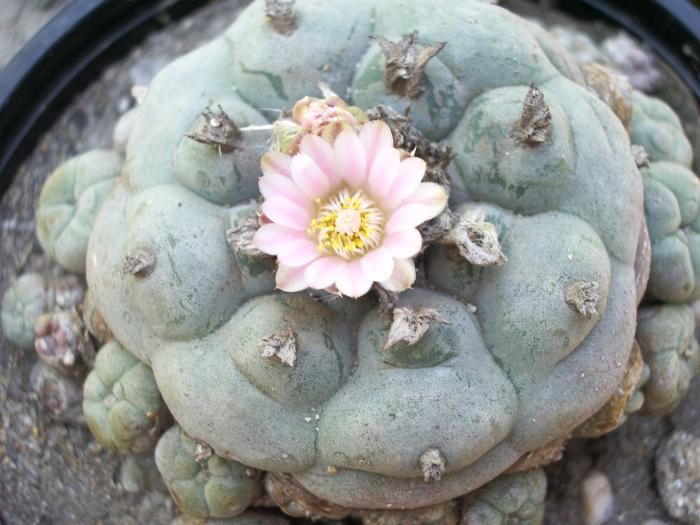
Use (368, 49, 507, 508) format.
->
(36, 150, 121, 274)
(636, 305, 700, 416)
(170, 512, 289, 525)
(1, 272, 48, 350)
(83, 0, 644, 515)
(155, 425, 263, 519)
(83, 340, 168, 453)
(7, 0, 700, 523)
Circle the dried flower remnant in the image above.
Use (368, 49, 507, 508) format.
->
(385, 307, 447, 350)
(123, 250, 156, 277)
(366, 105, 453, 191)
(254, 117, 447, 298)
(264, 0, 297, 35)
(186, 105, 242, 153)
(565, 280, 601, 319)
(444, 210, 507, 266)
(419, 447, 446, 482)
(227, 212, 267, 258)
(258, 327, 297, 366)
(373, 32, 446, 99)
(631, 145, 650, 169)
(513, 84, 551, 146)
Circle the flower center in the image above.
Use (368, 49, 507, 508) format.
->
(308, 189, 384, 258)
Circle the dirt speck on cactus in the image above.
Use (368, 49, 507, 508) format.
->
(512, 84, 552, 146)
(419, 447, 446, 482)
(373, 32, 446, 99)
(565, 280, 601, 320)
(258, 327, 297, 367)
(384, 306, 447, 350)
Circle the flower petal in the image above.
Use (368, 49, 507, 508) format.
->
(381, 258, 416, 292)
(334, 130, 367, 190)
(277, 238, 321, 267)
(360, 120, 394, 168)
(261, 198, 311, 231)
(276, 264, 308, 292)
(384, 157, 427, 210)
(360, 247, 395, 282)
(382, 229, 423, 258)
(304, 256, 347, 289)
(291, 153, 332, 199)
(261, 152, 292, 178)
(253, 224, 304, 256)
(299, 134, 340, 185)
(385, 204, 438, 233)
(259, 172, 313, 213)
(335, 259, 373, 298)
(368, 147, 401, 200)
(402, 182, 449, 215)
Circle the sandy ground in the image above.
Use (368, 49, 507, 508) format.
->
(1, 1, 700, 524)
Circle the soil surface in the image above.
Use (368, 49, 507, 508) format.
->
(1, 1, 700, 524)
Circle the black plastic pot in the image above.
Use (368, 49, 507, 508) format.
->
(0, 0, 209, 194)
(0, 0, 699, 196)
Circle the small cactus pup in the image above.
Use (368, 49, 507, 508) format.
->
(630, 91, 700, 304)
(83, 340, 168, 453)
(1, 272, 48, 350)
(461, 469, 547, 525)
(156, 425, 263, 519)
(36, 150, 122, 274)
(636, 305, 700, 416)
(170, 511, 289, 525)
(25, 0, 653, 522)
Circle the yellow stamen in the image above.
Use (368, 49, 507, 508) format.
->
(308, 188, 385, 258)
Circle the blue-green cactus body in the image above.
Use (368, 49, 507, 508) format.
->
(76, 0, 644, 512)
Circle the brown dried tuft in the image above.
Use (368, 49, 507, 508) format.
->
(385, 307, 447, 350)
(419, 448, 446, 482)
(264, 0, 297, 35)
(258, 327, 297, 367)
(565, 280, 601, 319)
(123, 250, 156, 277)
(373, 32, 445, 99)
(512, 84, 551, 146)
(186, 105, 242, 153)
(443, 209, 507, 267)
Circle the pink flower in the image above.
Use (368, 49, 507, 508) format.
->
(254, 120, 448, 298)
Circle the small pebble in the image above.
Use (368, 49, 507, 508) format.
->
(656, 431, 700, 524)
(119, 455, 145, 493)
(582, 470, 615, 525)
